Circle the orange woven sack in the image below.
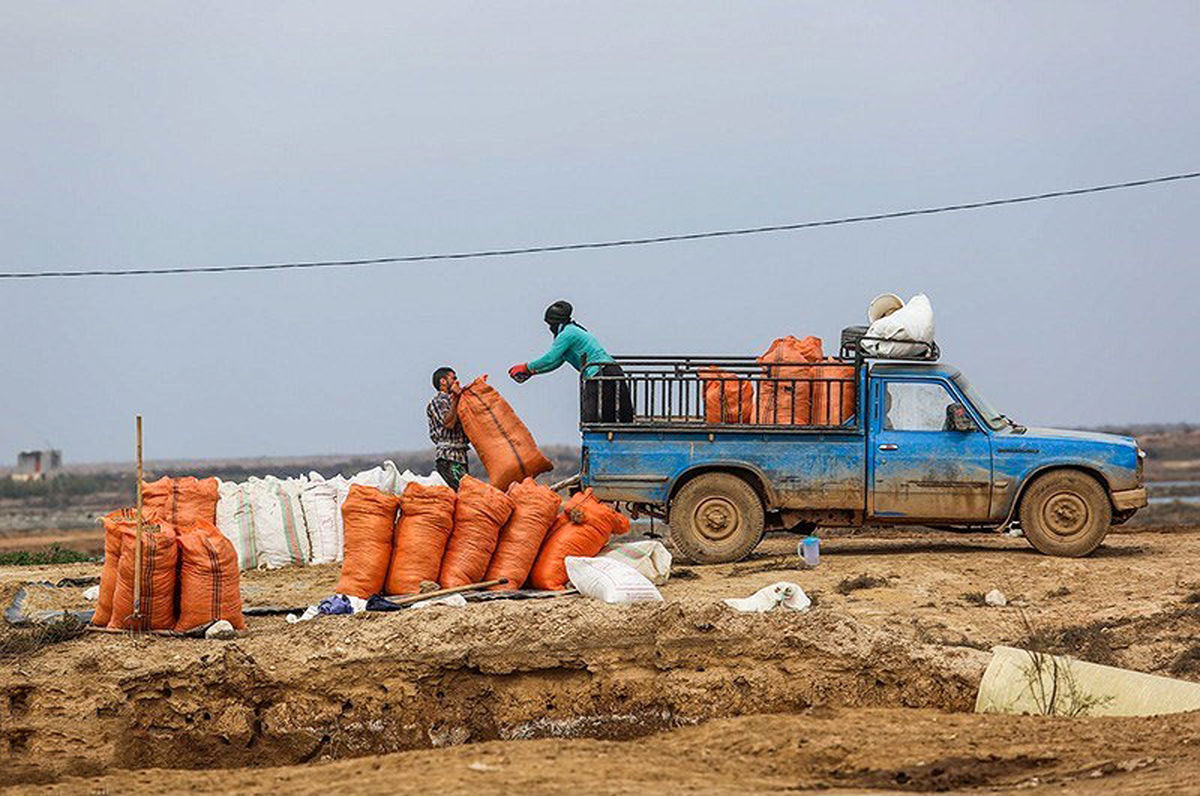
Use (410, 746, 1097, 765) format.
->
(529, 489, 631, 590)
(700, 368, 755, 424)
(485, 478, 562, 590)
(94, 508, 137, 626)
(175, 520, 245, 631)
(439, 476, 514, 588)
(108, 522, 179, 631)
(756, 336, 823, 425)
(810, 358, 857, 426)
(336, 485, 402, 598)
(142, 476, 219, 528)
(385, 482, 457, 595)
(458, 376, 554, 491)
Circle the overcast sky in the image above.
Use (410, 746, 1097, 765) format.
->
(1, 1, 1198, 464)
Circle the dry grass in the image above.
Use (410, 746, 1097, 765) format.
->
(0, 614, 88, 659)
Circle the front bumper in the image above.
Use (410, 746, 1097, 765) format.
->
(1112, 487, 1148, 511)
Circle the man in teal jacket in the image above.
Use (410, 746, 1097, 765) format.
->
(509, 301, 633, 423)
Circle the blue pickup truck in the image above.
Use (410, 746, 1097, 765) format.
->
(578, 334, 1147, 562)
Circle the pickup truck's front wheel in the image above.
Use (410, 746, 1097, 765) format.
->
(670, 473, 765, 564)
(1019, 470, 1112, 557)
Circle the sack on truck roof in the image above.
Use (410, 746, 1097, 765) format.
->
(485, 478, 562, 591)
(439, 476, 513, 589)
(861, 293, 935, 358)
(175, 520, 245, 632)
(336, 485, 401, 599)
(529, 489, 631, 591)
(458, 376, 553, 491)
(385, 482, 457, 595)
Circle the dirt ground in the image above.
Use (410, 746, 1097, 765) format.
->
(3, 524, 1200, 794)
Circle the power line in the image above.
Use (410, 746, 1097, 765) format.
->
(3, 169, 1197, 280)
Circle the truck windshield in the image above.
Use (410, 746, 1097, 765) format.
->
(952, 374, 1007, 431)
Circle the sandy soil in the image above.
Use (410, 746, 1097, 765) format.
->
(3, 525, 1200, 794)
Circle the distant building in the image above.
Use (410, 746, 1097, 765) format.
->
(13, 449, 62, 481)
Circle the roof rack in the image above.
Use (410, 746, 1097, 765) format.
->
(839, 326, 940, 361)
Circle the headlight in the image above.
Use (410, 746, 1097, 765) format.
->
(1136, 448, 1145, 485)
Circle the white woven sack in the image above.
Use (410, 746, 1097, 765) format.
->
(247, 476, 311, 568)
(862, 293, 935, 357)
(216, 480, 258, 570)
(565, 556, 663, 604)
(300, 477, 341, 565)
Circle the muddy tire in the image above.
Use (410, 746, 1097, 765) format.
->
(1018, 470, 1112, 557)
(669, 472, 765, 564)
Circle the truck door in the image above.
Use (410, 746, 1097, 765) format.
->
(871, 378, 993, 520)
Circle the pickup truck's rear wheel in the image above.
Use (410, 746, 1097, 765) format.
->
(1019, 470, 1112, 557)
(669, 473, 765, 564)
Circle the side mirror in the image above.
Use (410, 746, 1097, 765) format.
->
(946, 402, 978, 432)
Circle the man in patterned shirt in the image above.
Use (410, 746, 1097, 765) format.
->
(427, 367, 469, 489)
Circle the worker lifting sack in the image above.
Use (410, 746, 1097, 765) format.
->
(457, 375, 554, 491)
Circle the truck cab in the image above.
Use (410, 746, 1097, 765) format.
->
(579, 342, 1147, 563)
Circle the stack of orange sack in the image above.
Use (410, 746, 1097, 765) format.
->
(94, 476, 245, 632)
(335, 476, 631, 599)
(701, 336, 855, 427)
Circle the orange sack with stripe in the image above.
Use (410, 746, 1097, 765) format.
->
(175, 520, 245, 631)
(810, 358, 856, 426)
(142, 476, 219, 528)
(336, 485, 402, 598)
(385, 482, 457, 594)
(529, 489, 631, 590)
(700, 367, 755, 424)
(439, 476, 514, 588)
(94, 508, 137, 626)
(485, 478, 562, 590)
(756, 335, 823, 425)
(458, 376, 554, 491)
(107, 522, 179, 631)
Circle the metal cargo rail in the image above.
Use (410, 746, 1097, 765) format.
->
(579, 338, 937, 432)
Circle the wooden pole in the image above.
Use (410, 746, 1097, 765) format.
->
(382, 578, 507, 603)
(131, 415, 144, 627)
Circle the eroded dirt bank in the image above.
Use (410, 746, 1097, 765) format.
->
(22, 708, 1200, 795)
(1, 598, 985, 785)
(4, 525, 1200, 792)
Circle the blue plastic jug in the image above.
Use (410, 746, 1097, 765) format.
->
(799, 535, 820, 567)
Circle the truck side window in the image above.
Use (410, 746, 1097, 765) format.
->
(883, 382, 957, 432)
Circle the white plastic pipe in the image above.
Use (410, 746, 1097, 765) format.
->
(976, 645, 1200, 717)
